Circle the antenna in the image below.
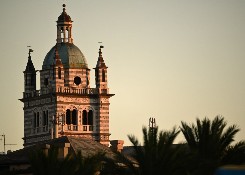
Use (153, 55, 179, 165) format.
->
(1, 134, 17, 154)
(149, 117, 157, 135)
(149, 117, 156, 128)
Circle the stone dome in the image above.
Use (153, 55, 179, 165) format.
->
(42, 43, 88, 69)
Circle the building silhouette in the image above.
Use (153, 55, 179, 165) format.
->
(19, 4, 114, 147)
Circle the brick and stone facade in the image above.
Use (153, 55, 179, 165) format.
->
(19, 4, 114, 147)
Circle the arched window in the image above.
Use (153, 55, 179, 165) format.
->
(82, 110, 87, 125)
(102, 69, 105, 82)
(88, 110, 93, 125)
(42, 110, 49, 126)
(61, 27, 64, 42)
(66, 109, 71, 125)
(58, 67, 61, 79)
(72, 109, 77, 125)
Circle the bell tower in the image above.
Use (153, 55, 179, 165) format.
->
(20, 4, 114, 147)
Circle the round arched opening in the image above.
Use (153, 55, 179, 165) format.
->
(74, 76, 81, 85)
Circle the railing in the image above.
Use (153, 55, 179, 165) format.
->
(65, 124, 78, 131)
(57, 87, 99, 95)
(83, 125, 93, 131)
(30, 124, 94, 135)
(63, 125, 93, 132)
(73, 125, 78, 131)
(23, 87, 108, 99)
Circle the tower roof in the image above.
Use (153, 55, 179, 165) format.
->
(43, 4, 88, 70)
(25, 49, 35, 72)
(57, 4, 72, 23)
(42, 43, 88, 69)
(96, 46, 107, 68)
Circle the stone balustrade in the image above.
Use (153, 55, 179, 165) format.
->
(63, 124, 94, 132)
(23, 87, 108, 99)
(56, 87, 99, 95)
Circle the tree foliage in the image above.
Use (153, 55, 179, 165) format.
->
(180, 116, 245, 175)
(128, 126, 186, 175)
(28, 116, 245, 175)
(29, 147, 104, 175)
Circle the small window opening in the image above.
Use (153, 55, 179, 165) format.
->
(66, 109, 71, 125)
(44, 78, 48, 86)
(46, 110, 48, 126)
(74, 76, 81, 85)
(82, 110, 87, 125)
(42, 110, 48, 126)
(102, 69, 105, 82)
(88, 110, 93, 125)
(31, 73, 35, 85)
(95, 70, 98, 82)
(65, 29, 68, 42)
(25, 74, 27, 85)
(87, 77, 89, 85)
(43, 111, 46, 126)
(72, 109, 77, 125)
(37, 112, 39, 127)
(34, 112, 37, 128)
(58, 67, 61, 79)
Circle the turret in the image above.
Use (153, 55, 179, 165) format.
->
(24, 49, 36, 92)
(94, 46, 108, 92)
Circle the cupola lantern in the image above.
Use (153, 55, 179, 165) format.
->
(56, 4, 73, 43)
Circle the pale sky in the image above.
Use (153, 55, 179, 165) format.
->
(0, 0, 245, 151)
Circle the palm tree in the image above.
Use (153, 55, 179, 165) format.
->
(128, 126, 187, 175)
(222, 141, 245, 165)
(180, 116, 245, 175)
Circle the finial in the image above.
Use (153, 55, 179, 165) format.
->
(99, 45, 104, 57)
(63, 4, 66, 12)
(27, 46, 33, 58)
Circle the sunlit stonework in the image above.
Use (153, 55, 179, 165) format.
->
(20, 4, 114, 147)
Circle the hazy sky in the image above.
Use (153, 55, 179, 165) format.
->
(0, 0, 245, 151)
